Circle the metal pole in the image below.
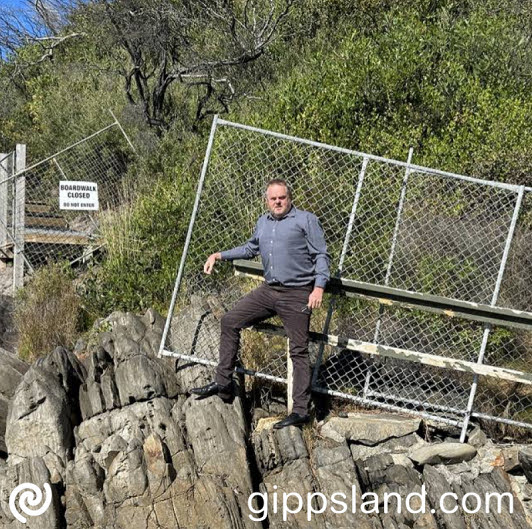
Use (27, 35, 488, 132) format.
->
(4, 123, 118, 183)
(217, 119, 519, 192)
(13, 144, 26, 291)
(459, 185, 525, 442)
(0, 153, 8, 249)
(363, 148, 414, 398)
(53, 158, 68, 179)
(311, 156, 369, 387)
(157, 115, 220, 357)
(108, 109, 137, 153)
(311, 386, 463, 427)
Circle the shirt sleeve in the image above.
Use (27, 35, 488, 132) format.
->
(306, 213, 330, 288)
(220, 220, 260, 261)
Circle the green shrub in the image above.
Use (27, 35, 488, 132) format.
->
(15, 262, 82, 361)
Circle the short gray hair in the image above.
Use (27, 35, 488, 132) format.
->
(265, 178, 292, 199)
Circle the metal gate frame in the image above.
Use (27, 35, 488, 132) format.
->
(159, 115, 532, 441)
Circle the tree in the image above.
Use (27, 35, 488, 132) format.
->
(69, 0, 297, 129)
(0, 0, 83, 81)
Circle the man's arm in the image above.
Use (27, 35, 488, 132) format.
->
(305, 214, 330, 309)
(203, 221, 261, 274)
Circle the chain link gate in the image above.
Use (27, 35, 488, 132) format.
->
(0, 115, 136, 289)
(159, 116, 532, 439)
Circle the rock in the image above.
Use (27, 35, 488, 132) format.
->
(0, 456, 62, 528)
(351, 433, 425, 462)
(0, 348, 28, 453)
(356, 454, 437, 529)
(312, 439, 381, 528)
(104, 441, 148, 503)
(468, 425, 488, 448)
(169, 295, 222, 389)
(79, 349, 118, 420)
(321, 413, 420, 445)
(184, 395, 251, 486)
(261, 458, 324, 529)
(423, 465, 466, 529)
(79, 311, 180, 420)
(75, 398, 192, 481)
(519, 446, 532, 484)
(502, 446, 522, 473)
(252, 417, 308, 473)
(6, 363, 75, 465)
(456, 468, 530, 529)
(64, 453, 105, 528)
(143, 433, 174, 496)
(409, 443, 476, 466)
(115, 355, 168, 405)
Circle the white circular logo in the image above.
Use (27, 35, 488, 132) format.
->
(9, 482, 52, 524)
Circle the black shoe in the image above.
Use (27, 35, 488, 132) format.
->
(190, 381, 233, 402)
(273, 412, 310, 429)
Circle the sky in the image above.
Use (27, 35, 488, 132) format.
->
(1, 0, 30, 13)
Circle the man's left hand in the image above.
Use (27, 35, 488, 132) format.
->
(307, 287, 324, 310)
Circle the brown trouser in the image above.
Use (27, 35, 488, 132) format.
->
(215, 283, 313, 415)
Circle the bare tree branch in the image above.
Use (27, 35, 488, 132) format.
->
(82, 0, 298, 129)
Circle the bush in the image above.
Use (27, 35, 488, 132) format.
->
(15, 262, 82, 361)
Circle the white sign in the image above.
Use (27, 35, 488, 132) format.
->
(59, 181, 99, 210)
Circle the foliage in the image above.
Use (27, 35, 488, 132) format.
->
(15, 262, 82, 361)
(244, 0, 532, 184)
(79, 129, 204, 317)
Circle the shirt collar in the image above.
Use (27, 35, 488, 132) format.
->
(267, 204, 297, 221)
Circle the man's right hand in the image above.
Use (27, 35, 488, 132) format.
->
(204, 252, 222, 274)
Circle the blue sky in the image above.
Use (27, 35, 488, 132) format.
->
(2, 0, 29, 12)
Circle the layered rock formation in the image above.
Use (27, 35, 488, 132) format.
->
(0, 305, 530, 528)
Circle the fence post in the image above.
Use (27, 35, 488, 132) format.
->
(459, 185, 525, 442)
(13, 144, 26, 291)
(158, 115, 220, 357)
(0, 153, 9, 251)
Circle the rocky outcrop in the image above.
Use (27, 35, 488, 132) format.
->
(0, 348, 27, 454)
(0, 305, 531, 528)
(5, 347, 84, 467)
(320, 413, 421, 445)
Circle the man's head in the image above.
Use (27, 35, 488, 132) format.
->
(265, 179, 292, 219)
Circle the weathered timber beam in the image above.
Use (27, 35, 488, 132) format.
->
(252, 322, 532, 386)
(233, 260, 532, 331)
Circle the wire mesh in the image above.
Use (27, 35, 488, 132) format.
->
(161, 117, 532, 435)
(1, 121, 135, 276)
(0, 151, 14, 252)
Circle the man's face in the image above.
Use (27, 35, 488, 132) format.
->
(266, 184, 292, 219)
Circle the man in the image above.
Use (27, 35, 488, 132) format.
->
(191, 179, 330, 429)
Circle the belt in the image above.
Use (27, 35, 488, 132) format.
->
(267, 282, 312, 290)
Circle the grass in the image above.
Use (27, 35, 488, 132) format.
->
(15, 262, 82, 361)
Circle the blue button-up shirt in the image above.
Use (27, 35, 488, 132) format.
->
(221, 205, 330, 288)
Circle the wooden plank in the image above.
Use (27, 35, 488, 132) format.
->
(26, 216, 67, 229)
(233, 260, 532, 331)
(253, 322, 532, 386)
(26, 203, 51, 214)
(24, 229, 92, 245)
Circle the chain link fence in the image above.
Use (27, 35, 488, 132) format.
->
(0, 117, 136, 289)
(160, 116, 532, 440)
